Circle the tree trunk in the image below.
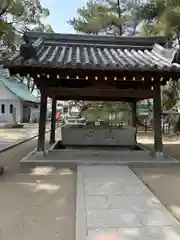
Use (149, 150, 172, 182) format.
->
(117, 0, 123, 35)
(27, 78, 30, 91)
(166, 39, 172, 48)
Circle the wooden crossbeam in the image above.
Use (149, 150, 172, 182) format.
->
(47, 87, 153, 100)
(48, 95, 152, 101)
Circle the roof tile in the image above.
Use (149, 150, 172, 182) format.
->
(2, 32, 180, 72)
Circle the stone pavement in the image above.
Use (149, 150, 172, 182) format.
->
(77, 165, 180, 240)
(0, 123, 50, 152)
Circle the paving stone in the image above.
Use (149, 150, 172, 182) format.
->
(87, 209, 142, 228)
(84, 175, 142, 183)
(81, 165, 132, 178)
(107, 195, 128, 209)
(117, 227, 150, 240)
(87, 226, 180, 240)
(88, 227, 150, 240)
(88, 228, 119, 240)
(86, 182, 125, 196)
(107, 195, 162, 213)
(140, 208, 177, 227)
(86, 196, 109, 209)
(146, 226, 180, 240)
(122, 184, 152, 195)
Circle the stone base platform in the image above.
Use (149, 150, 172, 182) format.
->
(20, 145, 180, 169)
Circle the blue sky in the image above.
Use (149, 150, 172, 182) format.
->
(40, 0, 87, 33)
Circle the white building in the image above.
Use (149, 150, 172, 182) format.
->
(60, 101, 79, 117)
(0, 74, 40, 123)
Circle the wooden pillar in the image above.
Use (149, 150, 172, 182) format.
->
(37, 91, 47, 152)
(131, 101, 137, 146)
(50, 97, 56, 144)
(153, 79, 163, 154)
(131, 101, 137, 127)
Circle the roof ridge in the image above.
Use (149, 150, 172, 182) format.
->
(23, 32, 167, 47)
(0, 74, 39, 103)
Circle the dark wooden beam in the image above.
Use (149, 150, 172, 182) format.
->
(8, 65, 180, 81)
(131, 101, 137, 127)
(50, 97, 56, 144)
(8, 66, 177, 92)
(52, 95, 151, 101)
(131, 100, 137, 146)
(34, 74, 145, 83)
(46, 80, 146, 87)
(48, 87, 154, 99)
(153, 79, 163, 154)
(37, 91, 47, 152)
(33, 74, 150, 89)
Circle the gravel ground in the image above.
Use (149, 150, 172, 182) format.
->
(132, 167, 180, 223)
(137, 132, 180, 160)
(0, 137, 38, 170)
(0, 133, 76, 240)
(3, 129, 180, 239)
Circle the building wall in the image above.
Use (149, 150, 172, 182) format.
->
(62, 105, 70, 117)
(0, 84, 18, 100)
(0, 84, 22, 123)
(30, 106, 40, 123)
(0, 99, 22, 123)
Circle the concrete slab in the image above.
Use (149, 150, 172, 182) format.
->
(77, 165, 180, 240)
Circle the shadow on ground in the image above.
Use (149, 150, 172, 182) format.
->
(147, 142, 180, 160)
(0, 165, 76, 240)
(132, 166, 180, 223)
(138, 131, 180, 160)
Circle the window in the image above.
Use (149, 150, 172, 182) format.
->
(63, 107, 68, 114)
(1, 104, 5, 114)
(10, 104, 13, 114)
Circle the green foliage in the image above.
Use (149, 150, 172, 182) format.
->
(0, 0, 53, 94)
(0, 0, 52, 53)
(162, 81, 179, 110)
(69, 1, 122, 34)
(139, 0, 180, 41)
(138, 0, 180, 109)
(80, 102, 131, 124)
(68, 0, 141, 35)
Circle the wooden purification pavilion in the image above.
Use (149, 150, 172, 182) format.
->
(2, 31, 180, 156)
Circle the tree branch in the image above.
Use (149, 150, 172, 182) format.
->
(31, 82, 36, 93)
(0, 3, 11, 17)
(117, 0, 123, 35)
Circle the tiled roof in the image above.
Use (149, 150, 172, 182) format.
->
(0, 74, 39, 103)
(3, 32, 180, 71)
